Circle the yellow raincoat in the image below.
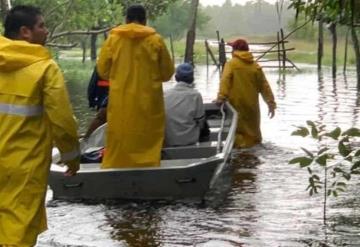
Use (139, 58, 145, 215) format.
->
(218, 50, 276, 148)
(0, 36, 79, 246)
(97, 23, 174, 168)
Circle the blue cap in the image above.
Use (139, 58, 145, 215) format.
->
(175, 63, 194, 83)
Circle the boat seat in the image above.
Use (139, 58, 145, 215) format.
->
(76, 159, 206, 170)
(160, 158, 207, 168)
(161, 141, 225, 160)
(207, 119, 232, 128)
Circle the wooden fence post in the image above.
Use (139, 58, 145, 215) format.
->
(280, 28, 287, 70)
(277, 32, 281, 70)
(219, 38, 226, 71)
(205, 40, 219, 68)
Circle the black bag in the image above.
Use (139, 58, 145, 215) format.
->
(199, 120, 210, 142)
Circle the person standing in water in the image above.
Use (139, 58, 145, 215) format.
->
(216, 38, 276, 148)
(0, 5, 80, 246)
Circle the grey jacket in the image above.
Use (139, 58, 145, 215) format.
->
(164, 82, 205, 146)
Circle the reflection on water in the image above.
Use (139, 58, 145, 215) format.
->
(38, 65, 360, 247)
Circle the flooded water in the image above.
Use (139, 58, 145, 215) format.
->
(38, 65, 360, 247)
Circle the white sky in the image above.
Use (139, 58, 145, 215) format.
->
(200, 0, 278, 6)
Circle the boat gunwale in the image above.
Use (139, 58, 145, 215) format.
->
(51, 154, 225, 174)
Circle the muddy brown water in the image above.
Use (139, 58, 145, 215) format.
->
(37, 65, 359, 247)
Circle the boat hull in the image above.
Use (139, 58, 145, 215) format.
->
(49, 158, 223, 201)
(48, 102, 237, 201)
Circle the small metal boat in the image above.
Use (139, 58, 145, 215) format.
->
(48, 102, 237, 201)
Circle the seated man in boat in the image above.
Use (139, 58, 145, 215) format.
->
(82, 63, 209, 159)
(164, 63, 210, 147)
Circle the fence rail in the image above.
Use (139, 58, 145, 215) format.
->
(205, 28, 299, 72)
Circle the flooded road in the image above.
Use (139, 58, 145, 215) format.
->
(38, 65, 360, 246)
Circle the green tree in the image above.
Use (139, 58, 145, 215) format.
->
(6, 0, 177, 60)
(199, 0, 295, 39)
(116, 0, 178, 20)
(288, 0, 360, 82)
(152, 0, 209, 40)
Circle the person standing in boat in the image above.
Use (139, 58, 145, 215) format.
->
(164, 63, 210, 147)
(97, 4, 174, 168)
(0, 5, 80, 247)
(216, 38, 276, 148)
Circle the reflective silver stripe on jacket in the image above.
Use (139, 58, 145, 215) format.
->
(0, 103, 43, 116)
(61, 149, 80, 162)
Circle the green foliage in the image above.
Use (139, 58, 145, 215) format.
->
(288, 0, 353, 26)
(152, 0, 210, 40)
(199, 0, 295, 38)
(11, 0, 123, 46)
(287, 14, 317, 40)
(117, 0, 178, 20)
(57, 60, 94, 84)
(290, 122, 360, 197)
(10, 0, 176, 44)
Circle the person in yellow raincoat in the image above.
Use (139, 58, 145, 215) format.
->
(216, 38, 276, 148)
(0, 5, 80, 246)
(97, 4, 174, 168)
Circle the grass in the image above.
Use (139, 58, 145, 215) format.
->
(55, 36, 357, 83)
(57, 59, 95, 84)
(286, 38, 356, 66)
(167, 37, 357, 67)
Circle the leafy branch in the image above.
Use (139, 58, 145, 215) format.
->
(289, 121, 360, 197)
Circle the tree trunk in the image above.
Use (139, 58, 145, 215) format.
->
(351, 27, 360, 86)
(317, 18, 324, 71)
(329, 23, 337, 78)
(90, 31, 97, 61)
(81, 39, 87, 64)
(184, 0, 199, 65)
(0, 0, 10, 23)
(343, 27, 350, 73)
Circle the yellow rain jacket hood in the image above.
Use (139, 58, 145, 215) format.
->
(0, 36, 50, 71)
(233, 50, 255, 64)
(110, 23, 156, 38)
(218, 50, 276, 148)
(0, 36, 79, 246)
(97, 23, 174, 168)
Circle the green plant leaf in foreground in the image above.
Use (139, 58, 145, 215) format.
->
(338, 140, 351, 157)
(342, 127, 360, 137)
(318, 147, 329, 155)
(290, 121, 360, 199)
(315, 154, 331, 166)
(351, 161, 360, 171)
(324, 127, 341, 140)
(301, 147, 314, 158)
(289, 157, 313, 167)
(306, 120, 319, 138)
(291, 127, 309, 137)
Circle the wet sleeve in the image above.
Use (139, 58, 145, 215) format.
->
(158, 37, 175, 82)
(258, 67, 276, 109)
(97, 37, 112, 80)
(217, 62, 233, 100)
(43, 61, 80, 165)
